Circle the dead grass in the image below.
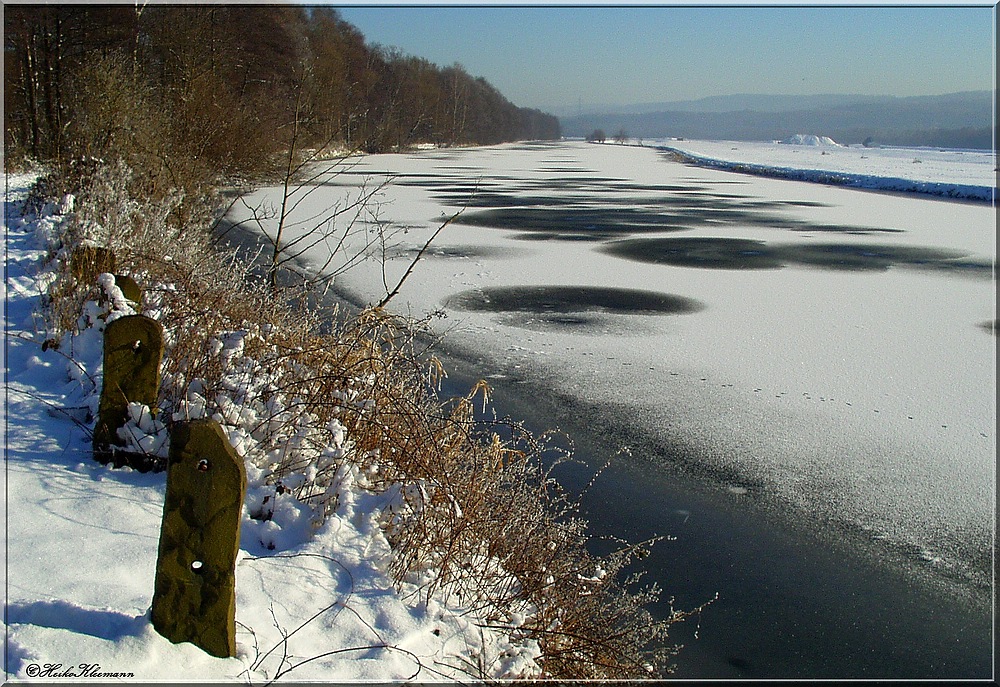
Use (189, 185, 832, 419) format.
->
(33, 159, 705, 680)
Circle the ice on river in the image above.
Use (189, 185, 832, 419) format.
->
(230, 140, 996, 591)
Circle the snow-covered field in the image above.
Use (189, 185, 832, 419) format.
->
(230, 139, 995, 603)
(657, 136, 997, 201)
(3, 176, 541, 682)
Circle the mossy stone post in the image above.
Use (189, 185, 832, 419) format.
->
(113, 274, 142, 309)
(152, 419, 246, 658)
(93, 314, 164, 470)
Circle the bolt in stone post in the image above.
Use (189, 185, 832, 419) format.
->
(151, 419, 246, 658)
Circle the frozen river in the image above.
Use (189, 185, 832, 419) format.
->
(228, 140, 995, 678)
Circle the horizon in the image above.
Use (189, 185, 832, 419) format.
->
(547, 89, 995, 117)
(334, 5, 996, 112)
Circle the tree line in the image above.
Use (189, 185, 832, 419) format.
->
(4, 5, 561, 183)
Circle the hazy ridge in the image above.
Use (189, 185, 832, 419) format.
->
(558, 91, 994, 149)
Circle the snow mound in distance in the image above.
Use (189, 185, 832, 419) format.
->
(780, 134, 841, 146)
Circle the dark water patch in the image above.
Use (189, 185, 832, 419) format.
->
(510, 231, 615, 242)
(431, 192, 588, 209)
(430, 348, 993, 680)
(350, 173, 905, 238)
(541, 176, 628, 185)
(641, 198, 893, 235)
(788, 243, 985, 273)
(453, 207, 697, 237)
(397, 174, 519, 187)
(606, 182, 715, 193)
(334, 170, 413, 178)
(675, 186, 754, 202)
(430, 184, 499, 195)
(604, 237, 993, 276)
(539, 164, 586, 170)
(395, 179, 466, 188)
(444, 285, 705, 317)
(603, 237, 785, 270)
(735, 198, 828, 210)
(397, 179, 502, 190)
(776, 199, 835, 208)
(451, 203, 885, 240)
(787, 224, 904, 235)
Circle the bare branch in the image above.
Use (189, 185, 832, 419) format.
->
(376, 209, 462, 309)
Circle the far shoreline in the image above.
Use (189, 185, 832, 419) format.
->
(643, 141, 996, 203)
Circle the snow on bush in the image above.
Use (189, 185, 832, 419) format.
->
(10, 157, 698, 680)
(7, 174, 545, 681)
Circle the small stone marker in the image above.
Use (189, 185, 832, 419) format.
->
(93, 314, 164, 470)
(113, 274, 142, 309)
(71, 245, 116, 286)
(151, 419, 246, 658)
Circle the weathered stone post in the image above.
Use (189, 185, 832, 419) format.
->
(151, 419, 246, 658)
(93, 314, 164, 470)
(111, 274, 142, 309)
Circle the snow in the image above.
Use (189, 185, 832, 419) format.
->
(658, 138, 997, 201)
(6, 136, 995, 679)
(3, 175, 542, 681)
(226, 140, 995, 601)
(780, 134, 841, 146)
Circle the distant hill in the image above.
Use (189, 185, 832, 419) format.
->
(549, 93, 891, 117)
(559, 91, 994, 149)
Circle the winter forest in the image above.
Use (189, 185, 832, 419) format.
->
(4, 5, 561, 177)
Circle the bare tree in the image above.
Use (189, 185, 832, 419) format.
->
(226, 84, 459, 309)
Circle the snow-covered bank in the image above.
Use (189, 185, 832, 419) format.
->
(3, 174, 543, 682)
(226, 139, 994, 677)
(655, 138, 997, 201)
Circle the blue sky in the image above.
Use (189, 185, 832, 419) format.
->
(334, 5, 996, 111)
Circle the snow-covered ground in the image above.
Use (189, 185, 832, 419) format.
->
(656, 137, 997, 201)
(3, 175, 541, 682)
(6, 136, 994, 679)
(228, 139, 995, 604)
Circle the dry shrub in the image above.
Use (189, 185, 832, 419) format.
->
(32, 159, 702, 679)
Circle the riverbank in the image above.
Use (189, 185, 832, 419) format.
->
(226, 138, 994, 678)
(5, 162, 684, 681)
